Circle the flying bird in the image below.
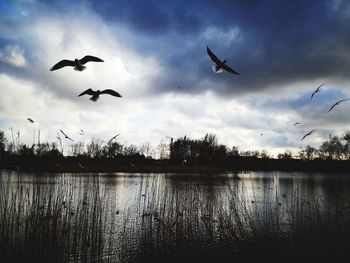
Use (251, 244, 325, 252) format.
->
(108, 134, 120, 144)
(293, 122, 300, 126)
(60, 129, 74, 141)
(207, 46, 240, 75)
(327, 98, 350, 113)
(27, 118, 34, 123)
(301, 129, 317, 141)
(311, 83, 325, 100)
(78, 88, 122, 102)
(50, 55, 104, 71)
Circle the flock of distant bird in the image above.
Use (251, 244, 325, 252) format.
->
(299, 83, 349, 141)
(24, 47, 349, 145)
(205, 48, 350, 142)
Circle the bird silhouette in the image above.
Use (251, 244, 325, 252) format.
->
(301, 129, 317, 141)
(108, 134, 120, 144)
(293, 122, 300, 126)
(311, 83, 325, 100)
(27, 118, 34, 123)
(207, 46, 240, 75)
(50, 55, 104, 71)
(78, 88, 122, 102)
(60, 129, 74, 141)
(327, 98, 350, 113)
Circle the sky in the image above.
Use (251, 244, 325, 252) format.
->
(1, 0, 350, 157)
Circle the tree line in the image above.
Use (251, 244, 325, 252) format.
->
(1, 130, 350, 162)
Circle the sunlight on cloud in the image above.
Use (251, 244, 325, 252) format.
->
(0, 45, 26, 67)
(14, 8, 160, 102)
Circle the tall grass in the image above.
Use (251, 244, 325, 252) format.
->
(1, 171, 350, 262)
(0, 172, 118, 262)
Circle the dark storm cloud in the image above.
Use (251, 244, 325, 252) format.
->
(5, 0, 350, 98)
(85, 0, 350, 96)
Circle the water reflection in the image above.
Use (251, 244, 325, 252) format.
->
(1, 171, 350, 262)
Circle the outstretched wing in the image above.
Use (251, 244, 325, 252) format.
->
(50, 59, 75, 71)
(101, 89, 122, 97)
(311, 83, 325, 99)
(78, 88, 95, 97)
(60, 129, 68, 137)
(301, 129, 317, 141)
(328, 102, 337, 113)
(207, 46, 222, 65)
(328, 98, 350, 112)
(79, 55, 104, 64)
(222, 63, 240, 75)
(60, 129, 74, 141)
(310, 90, 317, 100)
(27, 118, 34, 123)
(108, 134, 120, 144)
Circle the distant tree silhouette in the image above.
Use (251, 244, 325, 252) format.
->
(35, 142, 62, 158)
(299, 145, 316, 160)
(227, 146, 239, 157)
(70, 142, 85, 157)
(35, 143, 50, 156)
(343, 131, 350, 160)
(123, 144, 140, 156)
(0, 130, 6, 159)
(318, 135, 343, 160)
(103, 141, 123, 158)
(86, 138, 104, 158)
(139, 142, 152, 158)
(157, 140, 169, 159)
(305, 145, 316, 160)
(318, 141, 331, 160)
(3, 129, 350, 170)
(277, 150, 292, 159)
(260, 149, 271, 159)
(17, 144, 35, 157)
(329, 136, 343, 160)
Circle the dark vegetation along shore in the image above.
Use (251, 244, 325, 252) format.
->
(2, 130, 350, 173)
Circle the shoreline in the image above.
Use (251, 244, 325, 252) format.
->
(2, 160, 350, 174)
(2, 154, 350, 174)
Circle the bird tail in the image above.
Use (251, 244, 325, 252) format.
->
(212, 65, 223, 73)
(74, 65, 86, 71)
(89, 95, 99, 102)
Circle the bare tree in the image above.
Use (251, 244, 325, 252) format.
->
(123, 144, 139, 156)
(70, 142, 85, 157)
(139, 142, 152, 158)
(277, 150, 292, 159)
(86, 138, 104, 158)
(157, 139, 169, 159)
(0, 130, 6, 159)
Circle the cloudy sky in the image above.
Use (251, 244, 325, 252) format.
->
(1, 0, 350, 157)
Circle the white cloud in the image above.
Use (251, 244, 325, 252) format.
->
(0, 45, 26, 67)
(1, 3, 350, 158)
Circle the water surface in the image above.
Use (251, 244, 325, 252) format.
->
(1, 170, 350, 262)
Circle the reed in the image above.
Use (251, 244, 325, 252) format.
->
(1, 172, 350, 262)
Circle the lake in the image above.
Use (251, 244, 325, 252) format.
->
(1, 170, 350, 262)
